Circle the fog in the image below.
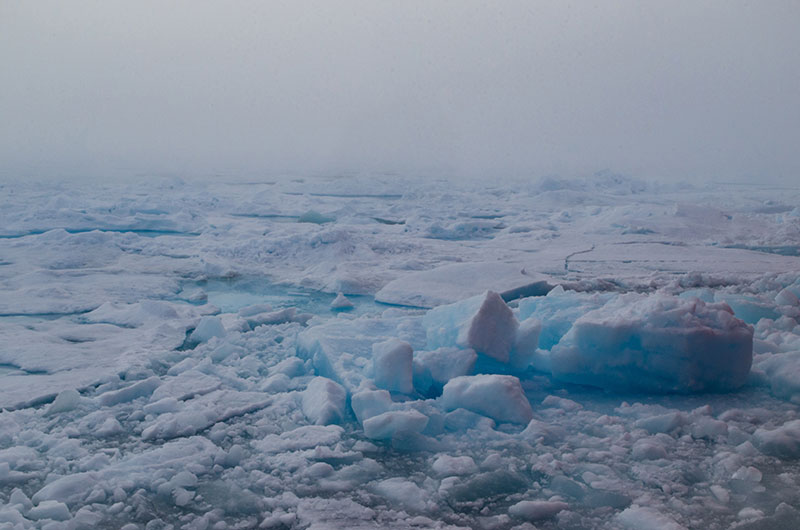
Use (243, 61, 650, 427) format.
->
(1, 1, 798, 183)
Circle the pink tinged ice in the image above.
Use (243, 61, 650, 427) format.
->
(550, 294, 753, 393)
(441, 374, 533, 424)
(423, 291, 519, 363)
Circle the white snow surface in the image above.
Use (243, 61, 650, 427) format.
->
(1, 175, 800, 529)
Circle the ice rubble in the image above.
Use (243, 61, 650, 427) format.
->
(1, 178, 800, 529)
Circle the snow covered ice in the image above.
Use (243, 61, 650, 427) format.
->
(2, 175, 800, 529)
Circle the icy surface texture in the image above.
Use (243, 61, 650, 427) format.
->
(550, 294, 754, 392)
(0, 176, 799, 529)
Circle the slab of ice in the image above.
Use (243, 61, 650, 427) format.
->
(189, 316, 226, 344)
(431, 455, 478, 477)
(412, 347, 477, 397)
(371, 339, 413, 394)
(375, 262, 553, 308)
(362, 410, 429, 440)
(508, 500, 568, 521)
(98, 376, 161, 407)
(330, 292, 354, 310)
(617, 506, 687, 530)
(141, 390, 271, 440)
(715, 294, 780, 324)
(257, 425, 344, 453)
(441, 374, 533, 424)
(510, 317, 543, 370)
(423, 291, 518, 363)
(753, 420, 800, 459)
(517, 288, 615, 350)
(758, 351, 800, 403)
(350, 389, 394, 424)
(550, 294, 754, 393)
(302, 377, 347, 425)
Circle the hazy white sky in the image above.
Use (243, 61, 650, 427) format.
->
(1, 1, 798, 182)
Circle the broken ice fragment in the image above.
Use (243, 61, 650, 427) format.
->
(372, 339, 414, 394)
(423, 291, 518, 363)
(302, 377, 347, 425)
(330, 292, 354, 310)
(441, 374, 533, 424)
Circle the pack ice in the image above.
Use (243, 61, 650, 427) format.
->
(1, 176, 800, 530)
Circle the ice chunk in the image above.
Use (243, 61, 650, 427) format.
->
(375, 261, 552, 308)
(753, 419, 800, 459)
(257, 425, 344, 453)
(350, 389, 393, 424)
(28, 500, 71, 521)
(372, 339, 413, 394)
(757, 351, 800, 403)
(362, 410, 429, 440)
(413, 347, 476, 397)
(550, 294, 753, 393)
(508, 500, 568, 521)
(633, 412, 687, 434)
(189, 316, 226, 344)
(98, 376, 161, 406)
(45, 389, 82, 415)
(297, 210, 334, 224)
(517, 289, 615, 350)
(510, 317, 543, 369)
(716, 294, 780, 324)
(424, 291, 518, 363)
(632, 439, 667, 460)
(441, 375, 533, 424)
(431, 455, 478, 477)
(372, 478, 431, 512)
(776, 287, 799, 307)
(296, 314, 425, 393)
(617, 506, 687, 530)
(302, 377, 347, 425)
(443, 470, 527, 503)
(330, 292, 354, 310)
(141, 390, 271, 440)
(32, 472, 97, 506)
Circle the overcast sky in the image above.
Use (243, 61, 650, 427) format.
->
(1, 1, 798, 183)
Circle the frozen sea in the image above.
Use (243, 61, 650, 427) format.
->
(1, 174, 800, 529)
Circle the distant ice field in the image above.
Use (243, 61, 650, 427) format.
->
(1, 175, 800, 529)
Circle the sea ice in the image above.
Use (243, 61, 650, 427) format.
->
(423, 291, 518, 363)
(550, 294, 754, 392)
(412, 347, 477, 397)
(371, 338, 414, 394)
(302, 377, 347, 425)
(330, 292, 354, 310)
(441, 374, 533, 424)
(516, 287, 615, 350)
(362, 410, 429, 440)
